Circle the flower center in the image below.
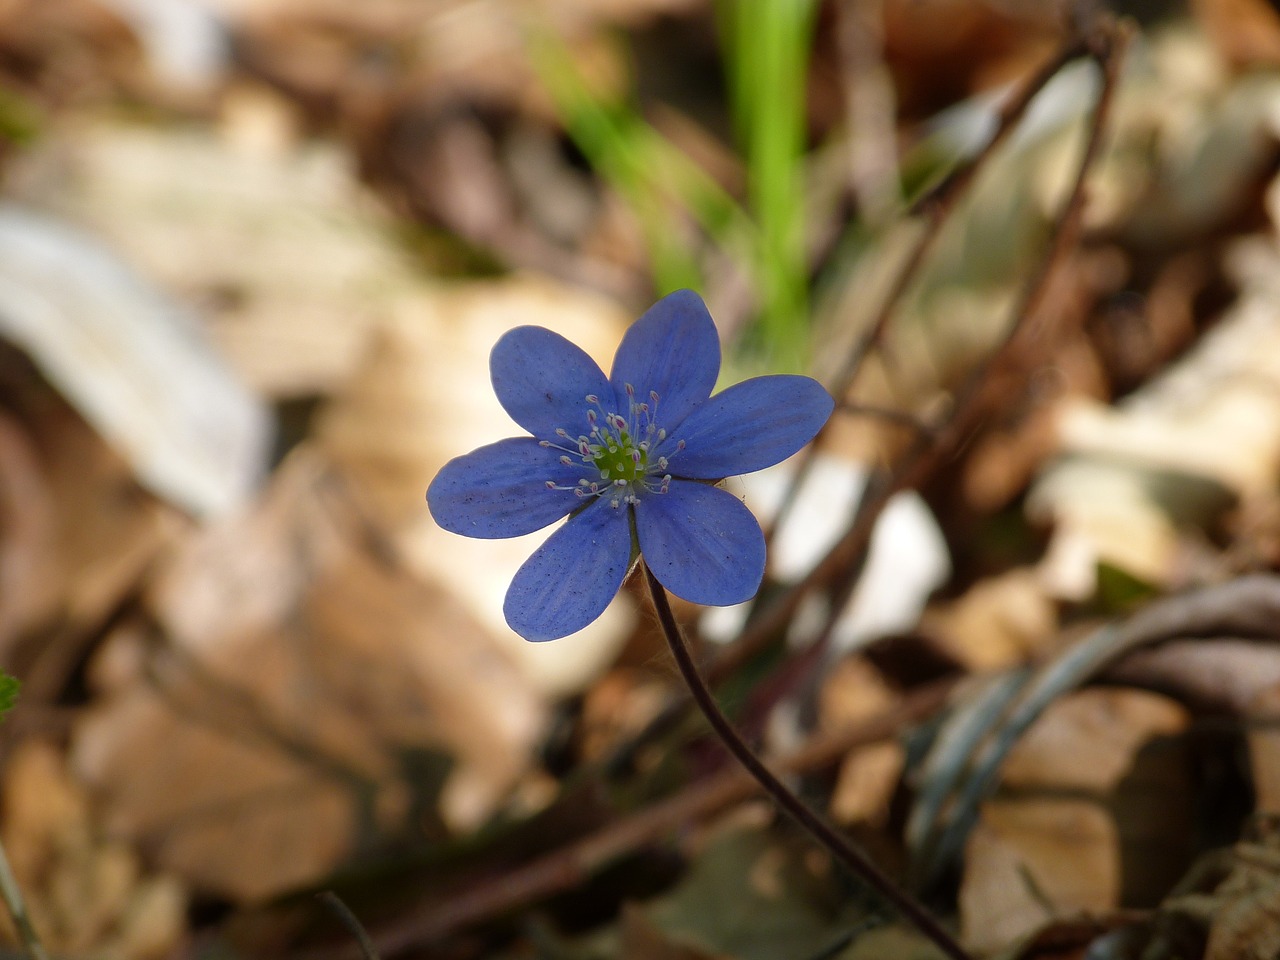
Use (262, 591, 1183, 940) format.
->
(596, 424, 651, 480)
(541, 385, 683, 508)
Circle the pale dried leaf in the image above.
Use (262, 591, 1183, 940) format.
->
(830, 741, 904, 827)
(1000, 688, 1188, 793)
(0, 205, 271, 517)
(920, 568, 1058, 670)
(335, 275, 639, 697)
(6, 121, 420, 398)
(960, 798, 1118, 954)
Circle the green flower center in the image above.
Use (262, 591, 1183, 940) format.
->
(541, 386, 682, 509)
(593, 431, 648, 485)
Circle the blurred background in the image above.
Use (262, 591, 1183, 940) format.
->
(5, 0, 1280, 957)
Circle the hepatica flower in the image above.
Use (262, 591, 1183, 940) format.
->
(427, 290, 834, 641)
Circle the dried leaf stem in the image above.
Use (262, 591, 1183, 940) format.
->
(642, 563, 972, 960)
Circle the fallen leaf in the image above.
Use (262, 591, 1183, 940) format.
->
(72, 451, 547, 900)
(961, 798, 1118, 954)
(1, 739, 188, 959)
(920, 568, 1058, 671)
(0, 205, 271, 517)
(333, 275, 639, 697)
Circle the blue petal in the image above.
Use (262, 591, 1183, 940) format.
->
(427, 437, 586, 538)
(635, 481, 764, 606)
(490, 326, 612, 441)
(662, 375, 834, 479)
(609, 290, 720, 433)
(504, 500, 633, 641)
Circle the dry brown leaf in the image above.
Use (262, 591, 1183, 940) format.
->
(1246, 684, 1280, 814)
(999, 688, 1188, 793)
(959, 688, 1191, 950)
(920, 568, 1058, 671)
(0, 371, 185, 687)
(1, 740, 187, 960)
(1193, 0, 1280, 68)
(819, 657, 905, 827)
(961, 798, 1118, 954)
(72, 451, 546, 900)
(830, 741, 905, 828)
(0, 408, 59, 652)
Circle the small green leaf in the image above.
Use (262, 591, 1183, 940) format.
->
(1095, 561, 1160, 613)
(0, 672, 19, 721)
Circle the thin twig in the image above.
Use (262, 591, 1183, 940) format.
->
(642, 564, 972, 960)
(351, 678, 957, 957)
(719, 15, 1130, 686)
(838, 402, 934, 436)
(317, 891, 381, 960)
(0, 838, 49, 960)
(765, 30, 1093, 546)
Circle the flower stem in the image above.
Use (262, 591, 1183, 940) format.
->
(641, 563, 971, 960)
(0, 835, 49, 960)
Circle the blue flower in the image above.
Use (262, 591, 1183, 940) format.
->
(427, 289, 834, 641)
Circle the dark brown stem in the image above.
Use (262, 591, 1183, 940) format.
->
(764, 31, 1092, 548)
(715, 14, 1131, 687)
(641, 563, 972, 960)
